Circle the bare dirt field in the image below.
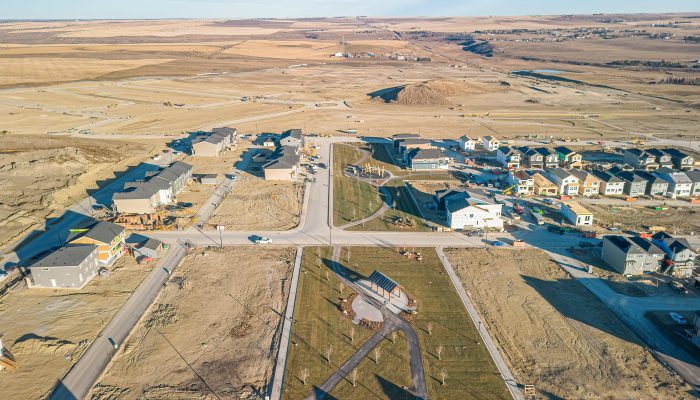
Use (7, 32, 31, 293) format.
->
(213, 175, 303, 231)
(90, 247, 295, 400)
(0, 134, 155, 249)
(0, 255, 152, 400)
(445, 248, 692, 400)
(585, 202, 700, 234)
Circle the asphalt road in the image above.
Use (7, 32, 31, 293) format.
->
(51, 243, 188, 400)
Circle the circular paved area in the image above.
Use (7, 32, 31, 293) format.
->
(351, 296, 383, 322)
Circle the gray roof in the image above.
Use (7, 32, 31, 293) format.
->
(635, 170, 666, 184)
(445, 189, 493, 213)
(80, 221, 125, 244)
(368, 270, 400, 293)
(409, 148, 445, 161)
(617, 171, 647, 183)
(547, 168, 574, 180)
(628, 237, 665, 254)
(569, 169, 590, 181)
(590, 170, 623, 183)
(113, 185, 160, 200)
(400, 138, 433, 146)
(142, 238, 163, 251)
(393, 133, 420, 140)
(554, 146, 575, 156)
(605, 235, 645, 254)
(31, 245, 98, 268)
(281, 129, 303, 140)
(158, 161, 192, 182)
(683, 170, 700, 183)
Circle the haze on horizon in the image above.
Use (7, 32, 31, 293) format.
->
(3, 0, 699, 20)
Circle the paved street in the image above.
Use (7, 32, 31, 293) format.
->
(51, 243, 188, 400)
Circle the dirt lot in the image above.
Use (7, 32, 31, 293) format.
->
(91, 247, 295, 400)
(0, 255, 151, 400)
(445, 248, 691, 399)
(0, 134, 154, 249)
(213, 175, 303, 231)
(585, 203, 700, 234)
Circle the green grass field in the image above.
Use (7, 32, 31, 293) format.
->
(333, 144, 384, 226)
(337, 247, 511, 399)
(282, 247, 413, 399)
(347, 182, 430, 232)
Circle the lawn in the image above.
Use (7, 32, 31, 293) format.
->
(282, 247, 413, 399)
(347, 182, 431, 232)
(336, 247, 511, 399)
(333, 144, 384, 226)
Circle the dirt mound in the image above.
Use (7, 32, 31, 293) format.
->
(11, 335, 75, 357)
(145, 304, 179, 329)
(370, 80, 482, 106)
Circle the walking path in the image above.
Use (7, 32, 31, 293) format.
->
(436, 247, 524, 400)
(270, 246, 304, 400)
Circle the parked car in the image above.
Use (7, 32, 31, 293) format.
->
(318, 162, 327, 169)
(464, 229, 483, 237)
(491, 240, 505, 247)
(669, 312, 687, 325)
(253, 236, 272, 244)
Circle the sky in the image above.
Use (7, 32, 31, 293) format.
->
(2, 0, 698, 19)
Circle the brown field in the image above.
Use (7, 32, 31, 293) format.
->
(446, 248, 692, 400)
(90, 247, 295, 400)
(0, 255, 152, 400)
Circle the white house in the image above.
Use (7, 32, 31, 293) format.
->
(545, 168, 580, 196)
(459, 135, 476, 151)
(446, 190, 503, 230)
(496, 146, 521, 169)
(507, 170, 534, 195)
(655, 169, 693, 198)
(482, 136, 500, 152)
(560, 201, 593, 226)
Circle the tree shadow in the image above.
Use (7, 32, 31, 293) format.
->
(50, 379, 78, 400)
(311, 386, 340, 400)
(375, 374, 418, 399)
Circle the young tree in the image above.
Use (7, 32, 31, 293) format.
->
(426, 321, 433, 335)
(325, 270, 330, 281)
(325, 345, 334, 364)
(339, 282, 345, 294)
(346, 247, 351, 263)
(349, 326, 355, 342)
(436, 343, 444, 360)
(390, 331, 397, 343)
(350, 369, 358, 387)
(439, 368, 448, 386)
(299, 368, 309, 386)
(374, 347, 381, 364)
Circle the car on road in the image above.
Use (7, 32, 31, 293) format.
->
(669, 312, 687, 325)
(464, 229, 483, 237)
(251, 236, 272, 244)
(179, 202, 193, 208)
(317, 162, 327, 169)
(108, 337, 119, 349)
(491, 240, 505, 247)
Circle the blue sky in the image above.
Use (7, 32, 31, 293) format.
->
(3, 0, 698, 19)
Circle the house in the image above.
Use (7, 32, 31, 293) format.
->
(433, 187, 468, 211)
(157, 161, 193, 195)
(530, 171, 558, 196)
(212, 127, 237, 144)
(651, 231, 697, 278)
(263, 146, 300, 181)
(616, 171, 648, 197)
(622, 149, 659, 171)
(554, 146, 583, 168)
(654, 168, 693, 198)
(683, 170, 700, 197)
(590, 170, 625, 196)
(69, 221, 126, 265)
(392, 133, 421, 149)
(279, 128, 304, 148)
(507, 170, 535, 195)
(569, 169, 601, 197)
(367, 270, 404, 301)
(399, 138, 434, 153)
(446, 189, 503, 230)
(538, 148, 560, 168)
(131, 237, 164, 260)
(664, 148, 694, 170)
(601, 235, 664, 275)
(405, 148, 449, 170)
(635, 171, 669, 196)
(263, 137, 276, 147)
(496, 146, 521, 169)
(199, 174, 220, 185)
(112, 185, 161, 214)
(459, 135, 476, 151)
(645, 148, 673, 168)
(123, 176, 172, 207)
(516, 146, 544, 169)
(192, 128, 234, 157)
(29, 245, 100, 289)
(482, 136, 500, 152)
(560, 201, 593, 226)
(544, 168, 579, 196)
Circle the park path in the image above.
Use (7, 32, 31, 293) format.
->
(307, 246, 428, 400)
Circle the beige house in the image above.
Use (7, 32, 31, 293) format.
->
(531, 172, 558, 196)
(192, 136, 224, 156)
(570, 169, 601, 197)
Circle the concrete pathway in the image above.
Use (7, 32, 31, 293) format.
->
(269, 246, 304, 400)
